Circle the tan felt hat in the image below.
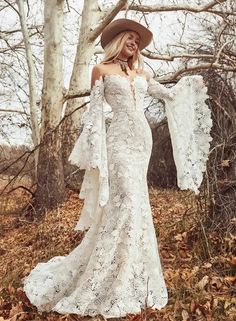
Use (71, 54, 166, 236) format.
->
(101, 18, 153, 50)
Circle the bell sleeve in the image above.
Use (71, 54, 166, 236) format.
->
(147, 75, 213, 194)
(68, 76, 108, 230)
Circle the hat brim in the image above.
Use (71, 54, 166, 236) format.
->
(101, 19, 153, 50)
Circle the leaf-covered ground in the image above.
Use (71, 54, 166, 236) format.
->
(0, 180, 235, 321)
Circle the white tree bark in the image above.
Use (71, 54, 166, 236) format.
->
(35, 0, 65, 212)
(16, 0, 40, 159)
(0, 109, 29, 115)
(67, 0, 127, 97)
(128, 0, 232, 15)
(40, 0, 64, 135)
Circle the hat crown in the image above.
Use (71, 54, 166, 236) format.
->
(101, 18, 153, 50)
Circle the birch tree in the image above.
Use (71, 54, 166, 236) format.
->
(34, 0, 65, 211)
(16, 0, 40, 169)
(16, 0, 39, 145)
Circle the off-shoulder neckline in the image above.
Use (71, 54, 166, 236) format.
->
(103, 73, 147, 85)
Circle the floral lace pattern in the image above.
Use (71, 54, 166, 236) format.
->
(148, 76, 212, 193)
(68, 78, 109, 209)
(23, 74, 212, 318)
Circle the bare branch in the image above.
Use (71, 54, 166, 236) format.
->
(0, 151, 32, 195)
(215, 39, 235, 64)
(159, 62, 236, 82)
(3, 0, 19, 15)
(0, 4, 9, 12)
(127, 0, 232, 15)
(0, 109, 29, 115)
(142, 50, 215, 61)
(0, 26, 43, 35)
(89, 0, 128, 41)
(94, 46, 232, 65)
(64, 89, 90, 102)
(6, 185, 35, 197)
(0, 43, 24, 53)
(26, 0, 30, 16)
(202, 9, 236, 16)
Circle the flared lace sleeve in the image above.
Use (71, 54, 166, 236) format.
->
(147, 77, 175, 102)
(147, 75, 213, 194)
(68, 77, 108, 230)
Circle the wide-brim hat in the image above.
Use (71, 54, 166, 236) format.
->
(101, 18, 153, 50)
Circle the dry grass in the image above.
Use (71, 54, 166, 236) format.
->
(0, 184, 235, 321)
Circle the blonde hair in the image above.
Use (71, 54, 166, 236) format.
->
(101, 31, 144, 70)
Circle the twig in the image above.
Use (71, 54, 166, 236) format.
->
(6, 185, 35, 197)
(3, 0, 19, 15)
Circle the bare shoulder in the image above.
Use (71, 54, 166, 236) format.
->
(91, 62, 118, 87)
(91, 64, 106, 88)
(91, 64, 105, 78)
(92, 63, 112, 75)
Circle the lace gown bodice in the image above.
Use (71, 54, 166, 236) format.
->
(104, 75, 153, 176)
(104, 74, 148, 112)
(23, 73, 212, 318)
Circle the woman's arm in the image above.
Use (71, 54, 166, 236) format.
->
(145, 71, 174, 101)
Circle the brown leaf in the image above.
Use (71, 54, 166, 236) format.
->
(224, 275, 236, 285)
(210, 276, 223, 291)
(202, 262, 212, 269)
(197, 275, 209, 290)
(174, 233, 183, 241)
(181, 309, 189, 321)
(9, 302, 24, 319)
(190, 300, 197, 313)
(230, 256, 236, 265)
(221, 159, 230, 167)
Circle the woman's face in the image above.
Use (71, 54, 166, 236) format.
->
(120, 31, 140, 59)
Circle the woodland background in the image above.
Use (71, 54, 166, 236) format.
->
(0, 0, 235, 320)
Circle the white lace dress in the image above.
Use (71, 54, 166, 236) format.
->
(23, 74, 212, 318)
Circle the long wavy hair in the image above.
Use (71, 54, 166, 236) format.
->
(101, 31, 144, 70)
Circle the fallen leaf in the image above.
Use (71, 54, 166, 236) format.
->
(182, 309, 189, 321)
(197, 275, 209, 290)
(221, 159, 230, 167)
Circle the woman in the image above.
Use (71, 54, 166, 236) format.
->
(23, 19, 212, 318)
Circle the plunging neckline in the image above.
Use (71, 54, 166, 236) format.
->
(103, 74, 147, 108)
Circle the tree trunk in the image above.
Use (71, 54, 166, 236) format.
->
(62, 0, 101, 188)
(17, 0, 40, 172)
(35, 0, 65, 213)
(148, 120, 177, 188)
(62, 0, 128, 189)
(36, 127, 65, 211)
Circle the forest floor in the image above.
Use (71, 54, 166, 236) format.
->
(0, 176, 235, 321)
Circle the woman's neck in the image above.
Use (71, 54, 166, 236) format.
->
(117, 53, 129, 62)
(117, 57, 128, 63)
(114, 57, 130, 75)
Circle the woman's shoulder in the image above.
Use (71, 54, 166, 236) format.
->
(92, 63, 112, 75)
(91, 64, 107, 87)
